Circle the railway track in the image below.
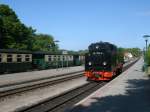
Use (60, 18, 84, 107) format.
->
(18, 59, 139, 112)
(0, 71, 84, 97)
(20, 82, 106, 112)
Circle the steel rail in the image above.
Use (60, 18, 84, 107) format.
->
(20, 82, 105, 112)
(0, 72, 84, 97)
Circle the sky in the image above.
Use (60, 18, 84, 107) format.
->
(0, 0, 150, 51)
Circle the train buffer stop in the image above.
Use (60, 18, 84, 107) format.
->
(70, 58, 150, 112)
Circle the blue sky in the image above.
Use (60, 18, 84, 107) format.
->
(0, 0, 150, 51)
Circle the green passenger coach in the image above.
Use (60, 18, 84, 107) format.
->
(0, 49, 85, 74)
(0, 49, 32, 73)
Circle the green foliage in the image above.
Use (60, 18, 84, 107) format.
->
(0, 4, 36, 50)
(117, 47, 141, 58)
(125, 48, 141, 57)
(32, 34, 58, 52)
(117, 47, 125, 62)
(0, 17, 4, 48)
(146, 47, 150, 65)
(117, 47, 141, 63)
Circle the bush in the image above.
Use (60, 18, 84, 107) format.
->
(146, 47, 150, 66)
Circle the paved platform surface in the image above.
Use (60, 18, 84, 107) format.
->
(0, 66, 84, 87)
(71, 58, 150, 112)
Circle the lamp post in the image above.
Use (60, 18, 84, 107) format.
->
(143, 35, 150, 71)
(143, 35, 150, 51)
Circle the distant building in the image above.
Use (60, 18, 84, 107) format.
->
(124, 52, 133, 62)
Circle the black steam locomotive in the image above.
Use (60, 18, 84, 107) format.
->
(84, 42, 124, 81)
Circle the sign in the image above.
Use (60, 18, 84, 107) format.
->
(62, 51, 68, 54)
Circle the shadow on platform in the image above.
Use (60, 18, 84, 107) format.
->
(70, 76, 150, 112)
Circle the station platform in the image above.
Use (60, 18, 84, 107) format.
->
(0, 66, 84, 87)
(71, 58, 150, 112)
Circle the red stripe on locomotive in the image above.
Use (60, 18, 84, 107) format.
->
(85, 71, 113, 81)
(85, 65, 123, 81)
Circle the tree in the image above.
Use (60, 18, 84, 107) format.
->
(0, 4, 35, 49)
(125, 48, 141, 57)
(32, 34, 58, 51)
(0, 16, 4, 48)
(117, 47, 125, 62)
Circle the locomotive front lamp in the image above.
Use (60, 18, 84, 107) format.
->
(103, 61, 107, 66)
(88, 62, 92, 66)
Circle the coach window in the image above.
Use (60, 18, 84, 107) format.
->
(48, 55, 51, 61)
(17, 55, 22, 62)
(63, 56, 65, 61)
(25, 55, 30, 62)
(7, 54, 13, 62)
(57, 56, 60, 61)
(54, 55, 56, 61)
(0, 54, 1, 62)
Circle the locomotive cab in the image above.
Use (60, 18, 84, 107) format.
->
(85, 52, 111, 71)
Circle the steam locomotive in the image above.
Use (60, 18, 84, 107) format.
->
(84, 42, 124, 81)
